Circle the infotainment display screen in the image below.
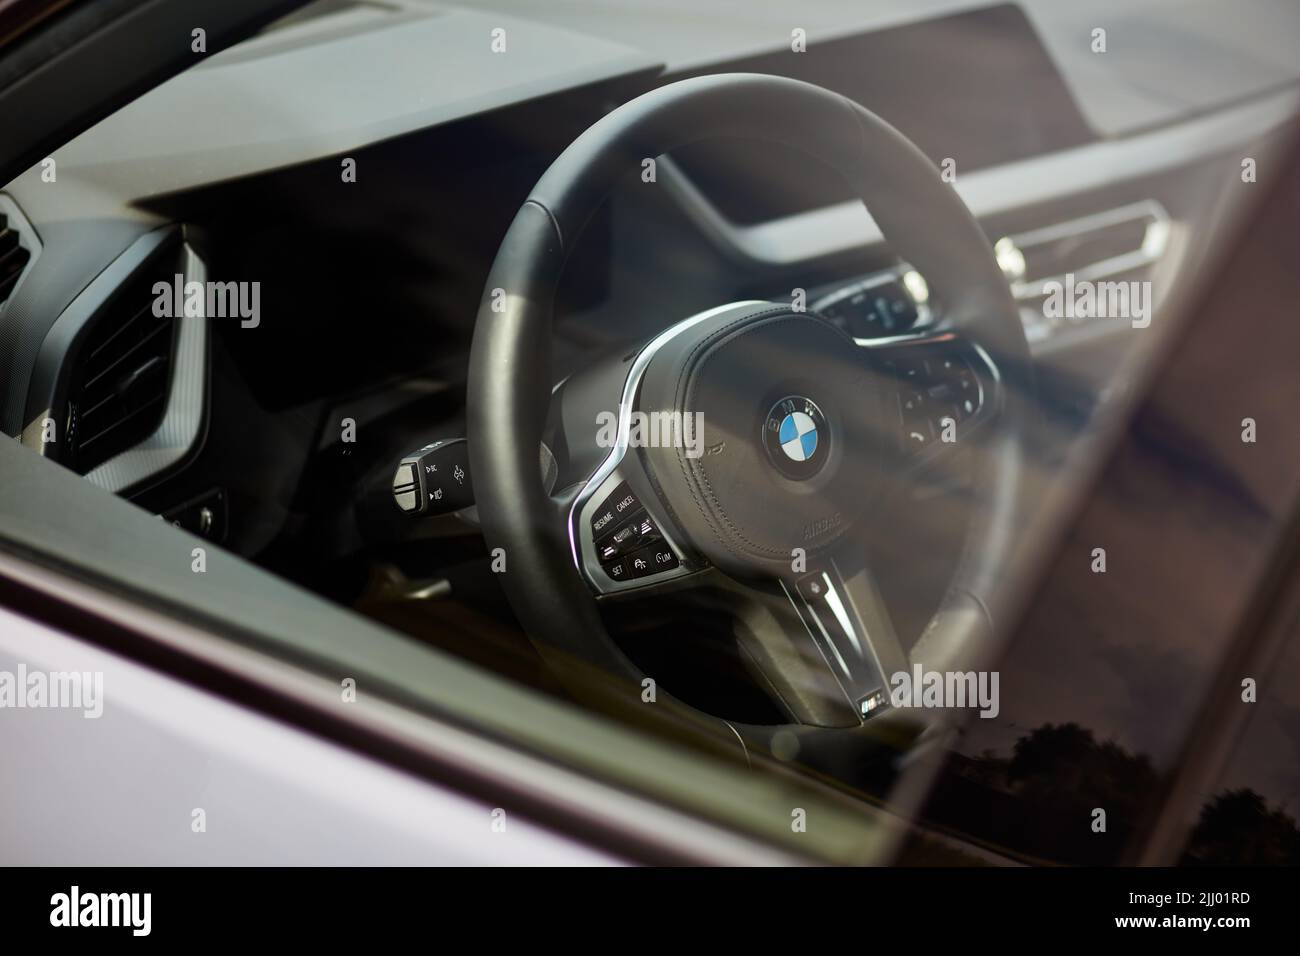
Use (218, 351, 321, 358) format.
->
(668, 4, 1096, 224)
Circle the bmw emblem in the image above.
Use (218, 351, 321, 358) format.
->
(764, 396, 829, 479)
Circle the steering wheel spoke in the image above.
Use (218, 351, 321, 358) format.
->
(590, 541, 908, 728)
(770, 547, 909, 725)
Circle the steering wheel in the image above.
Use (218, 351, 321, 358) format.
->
(468, 74, 1029, 767)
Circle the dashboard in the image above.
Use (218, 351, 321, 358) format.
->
(0, 0, 1297, 665)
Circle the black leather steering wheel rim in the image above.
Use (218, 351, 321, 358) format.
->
(468, 73, 1030, 762)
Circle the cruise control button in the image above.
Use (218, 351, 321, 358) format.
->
(592, 481, 642, 538)
(628, 542, 678, 578)
(591, 506, 617, 537)
(611, 522, 638, 550)
(648, 543, 679, 572)
(610, 483, 640, 518)
(603, 558, 629, 582)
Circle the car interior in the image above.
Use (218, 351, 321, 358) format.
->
(2, 0, 1298, 861)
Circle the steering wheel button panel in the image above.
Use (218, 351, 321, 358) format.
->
(574, 455, 696, 591)
(876, 337, 995, 454)
(810, 268, 928, 338)
(590, 480, 677, 581)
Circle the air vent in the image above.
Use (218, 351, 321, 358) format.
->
(0, 210, 34, 310)
(996, 200, 1171, 302)
(65, 263, 178, 475)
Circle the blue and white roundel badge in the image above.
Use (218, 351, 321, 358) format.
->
(764, 396, 829, 479)
(778, 409, 819, 462)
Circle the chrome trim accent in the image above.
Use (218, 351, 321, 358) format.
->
(84, 244, 208, 494)
(970, 341, 1003, 387)
(780, 557, 889, 721)
(1000, 199, 1171, 302)
(820, 571, 864, 660)
(851, 331, 936, 348)
(567, 300, 766, 593)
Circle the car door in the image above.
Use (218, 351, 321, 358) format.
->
(0, 0, 846, 867)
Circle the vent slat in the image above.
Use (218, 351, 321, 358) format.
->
(77, 390, 120, 423)
(81, 320, 170, 393)
(67, 256, 179, 474)
(76, 393, 166, 455)
(85, 302, 158, 365)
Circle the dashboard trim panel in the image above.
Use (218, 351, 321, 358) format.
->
(658, 88, 1298, 268)
(22, 234, 209, 496)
